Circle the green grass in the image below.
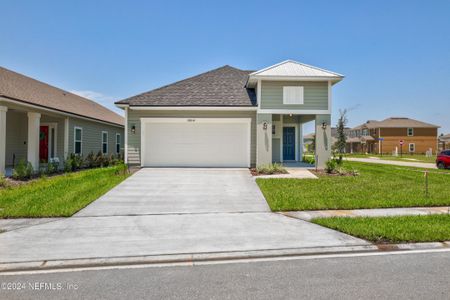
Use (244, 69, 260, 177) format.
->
(0, 165, 129, 218)
(257, 162, 450, 211)
(313, 215, 450, 243)
(343, 153, 437, 163)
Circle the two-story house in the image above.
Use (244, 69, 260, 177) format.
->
(346, 117, 439, 155)
(115, 60, 343, 168)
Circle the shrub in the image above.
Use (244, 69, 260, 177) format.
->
(64, 158, 73, 173)
(325, 159, 337, 174)
(302, 155, 315, 165)
(0, 174, 9, 188)
(85, 151, 96, 168)
(47, 160, 58, 174)
(95, 151, 104, 167)
(256, 163, 288, 175)
(12, 159, 33, 180)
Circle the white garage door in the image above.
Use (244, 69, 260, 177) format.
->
(141, 118, 251, 167)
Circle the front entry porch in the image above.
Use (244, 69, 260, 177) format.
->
(0, 103, 67, 175)
(256, 113, 331, 169)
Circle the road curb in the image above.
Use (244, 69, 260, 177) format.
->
(1, 242, 449, 273)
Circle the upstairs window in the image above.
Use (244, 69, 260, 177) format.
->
(74, 127, 82, 155)
(102, 131, 108, 154)
(283, 86, 304, 105)
(407, 128, 414, 136)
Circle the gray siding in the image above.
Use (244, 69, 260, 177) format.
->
(127, 110, 257, 166)
(68, 117, 124, 157)
(5, 110, 27, 166)
(272, 138, 281, 162)
(261, 81, 328, 110)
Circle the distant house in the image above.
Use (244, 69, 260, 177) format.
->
(0, 67, 124, 175)
(346, 117, 439, 155)
(303, 127, 350, 152)
(439, 134, 450, 150)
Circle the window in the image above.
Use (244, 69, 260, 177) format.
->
(74, 127, 82, 155)
(409, 143, 415, 152)
(102, 131, 108, 154)
(116, 133, 121, 154)
(362, 129, 369, 136)
(407, 128, 414, 136)
(283, 86, 304, 105)
(272, 125, 276, 135)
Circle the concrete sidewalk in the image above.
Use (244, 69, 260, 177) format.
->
(282, 206, 450, 221)
(345, 157, 437, 169)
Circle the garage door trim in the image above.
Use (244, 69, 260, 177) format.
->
(140, 117, 252, 167)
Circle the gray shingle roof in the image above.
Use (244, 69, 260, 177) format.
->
(0, 67, 124, 126)
(116, 65, 256, 106)
(350, 118, 439, 130)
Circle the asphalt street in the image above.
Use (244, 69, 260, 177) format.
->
(1, 251, 449, 299)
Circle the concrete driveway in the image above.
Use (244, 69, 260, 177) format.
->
(76, 168, 270, 216)
(0, 169, 368, 266)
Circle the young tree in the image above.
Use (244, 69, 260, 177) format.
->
(335, 109, 348, 155)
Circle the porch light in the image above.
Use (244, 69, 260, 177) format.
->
(131, 125, 136, 134)
(321, 122, 327, 130)
(263, 122, 268, 130)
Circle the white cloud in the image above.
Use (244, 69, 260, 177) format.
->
(70, 90, 124, 116)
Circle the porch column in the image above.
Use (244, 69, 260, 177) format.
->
(0, 106, 7, 175)
(27, 112, 41, 171)
(298, 119, 303, 161)
(315, 114, 331, 169)
(256, 113, 272, 166)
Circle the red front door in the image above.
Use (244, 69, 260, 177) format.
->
(39, 126, 49, 162)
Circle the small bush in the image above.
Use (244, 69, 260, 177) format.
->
(0, 174, 9, 188)
(325, 159, 337, 174)
(302, 155, 315, 165)
(95, 151, 104, 167)
(12, 159, 33, 180)
(256, 163, 288, 175)
(64, 158, 73, 173)
(85, 151, 96, 168)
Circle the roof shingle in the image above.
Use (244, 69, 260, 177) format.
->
(116, 65, 256, 106)
(0, 67, 124, 126)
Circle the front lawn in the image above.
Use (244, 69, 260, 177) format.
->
(0, 165, 129, 218)
(313, 215, 450, 243)
(343, 153, 437, 163)
(257, 162, 450, 211)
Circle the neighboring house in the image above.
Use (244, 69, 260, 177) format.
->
(0, 67, 124, 175)
(303, 127, 350, 152)
(115, 60, 343, 168)
(346, 117, 439, 155)
(439, 134, 450, 151)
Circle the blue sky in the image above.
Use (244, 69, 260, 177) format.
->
(1, 0, 449, 134)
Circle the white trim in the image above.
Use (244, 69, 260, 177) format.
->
(250, 75, 342, 82)
(116, 133, 121, 154)
(0, 97, 124, 128)
(124, 107, 128, 163)
(101, 131, 109, 154)
(115, 104, 129, 109)
(408, 143, 415, 153)
(140, 117, 251, 168)
(407, 128, 414, 136)
(130, 106, 257, 111)
(64, 118, 69, 159)
(257, 109, 330, 115)
(257, 79, 262, 109)
(249, 60, 344, 77)
(73, 126, 83, 155)
(328, 81, 332, 112)
(40, 122, 58, 161)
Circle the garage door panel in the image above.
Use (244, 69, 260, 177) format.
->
(142, 118, 250, 167)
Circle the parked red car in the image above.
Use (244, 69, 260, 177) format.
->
(436, 150, 450, 169)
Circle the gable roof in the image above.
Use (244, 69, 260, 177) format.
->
(116, 66, 256, 107)
(351, 117, 439, 130)
(249, 60, 344, 79)
(0, 67, 124, 126)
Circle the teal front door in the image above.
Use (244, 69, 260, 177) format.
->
(283, 127, 295, 160)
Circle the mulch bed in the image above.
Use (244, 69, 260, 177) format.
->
(249, 168, 289, 176)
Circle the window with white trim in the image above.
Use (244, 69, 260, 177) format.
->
(283, 86, 304, 105)
(116, 133, 121, 154)
(102, 131, 108, 154)
(409, 143, 415, 152)
(74, 127, 82, 155)
(407, 128, 414, 136)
